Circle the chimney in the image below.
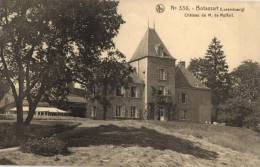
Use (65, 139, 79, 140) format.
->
(179, 61, 186, 68)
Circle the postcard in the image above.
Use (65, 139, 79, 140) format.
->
(0, 0, 259, 166)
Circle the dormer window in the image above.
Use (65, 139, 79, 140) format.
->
(155, 44, 166, 57)
(160, 50, 165, 57)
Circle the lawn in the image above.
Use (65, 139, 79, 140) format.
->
(0, 119, 260, 167)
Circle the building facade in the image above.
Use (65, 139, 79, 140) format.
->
(86, 28, 212, 123)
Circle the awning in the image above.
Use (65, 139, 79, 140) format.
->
(10, 106, 71, 113)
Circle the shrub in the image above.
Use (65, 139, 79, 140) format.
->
(218, 97, 260, 128)
(21, 136, 69, 156)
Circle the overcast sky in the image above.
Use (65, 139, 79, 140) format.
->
(114, 0, 260, 71)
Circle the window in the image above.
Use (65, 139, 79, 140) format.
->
(155, 44, 165, 57)
(115, 105, 125, 117)
(160, 51, 165, 57)
(181, 93, 187, 104)
(159, 69, 168, 81)
(91, 106, 97, 118)
(130, 106, 137, 118)
(116, 86, 124, 96)
(115, 105, 121, 117)
(130, 86, 138, 98)
(179, 110, 188, 120)
(159, 86, 169, 96)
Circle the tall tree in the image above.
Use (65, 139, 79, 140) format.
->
(0, 0, 124, 130)
(205, 37, 231, 106)
(188, 37, 231, 121)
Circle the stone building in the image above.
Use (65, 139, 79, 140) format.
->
(86, 28, 212, 122)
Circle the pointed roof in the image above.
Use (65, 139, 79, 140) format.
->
(129, 28, 175, 62)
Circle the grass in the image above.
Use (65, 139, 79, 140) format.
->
(0, 121, 80, 149)
(1, 119, 260, 166)
(149, 121, 260, 156)
(2, 119, 259, 157)
(59, 124, 218, 160)
(57, 119, 260, 157)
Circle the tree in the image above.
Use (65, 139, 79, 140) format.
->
(0, 79, 9, 101)
(77, 50, 133, 120)
(188, 37, 231, 121)
(0, 0, 124, 130)
(188, 58, 209, 83)
(231, 60, 260, 83)
(231, 60, 260, 101)
(218, 96, 257, 127)
(219, 60, 260, 128)
(205, 37, 231, 105)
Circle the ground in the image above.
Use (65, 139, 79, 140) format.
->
(0, 119, 260, 167)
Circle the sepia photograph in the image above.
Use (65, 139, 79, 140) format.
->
(0, 0, 259, 166)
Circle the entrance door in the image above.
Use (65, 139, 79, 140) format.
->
(159, 107, 165, 121)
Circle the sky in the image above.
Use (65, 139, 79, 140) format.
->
(114, 0, 260, 71)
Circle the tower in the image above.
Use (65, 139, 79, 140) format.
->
(129, 28, 176, 120)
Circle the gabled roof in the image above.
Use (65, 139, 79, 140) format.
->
(129, 28, 175, 62)
(176, 65, 209, 90)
